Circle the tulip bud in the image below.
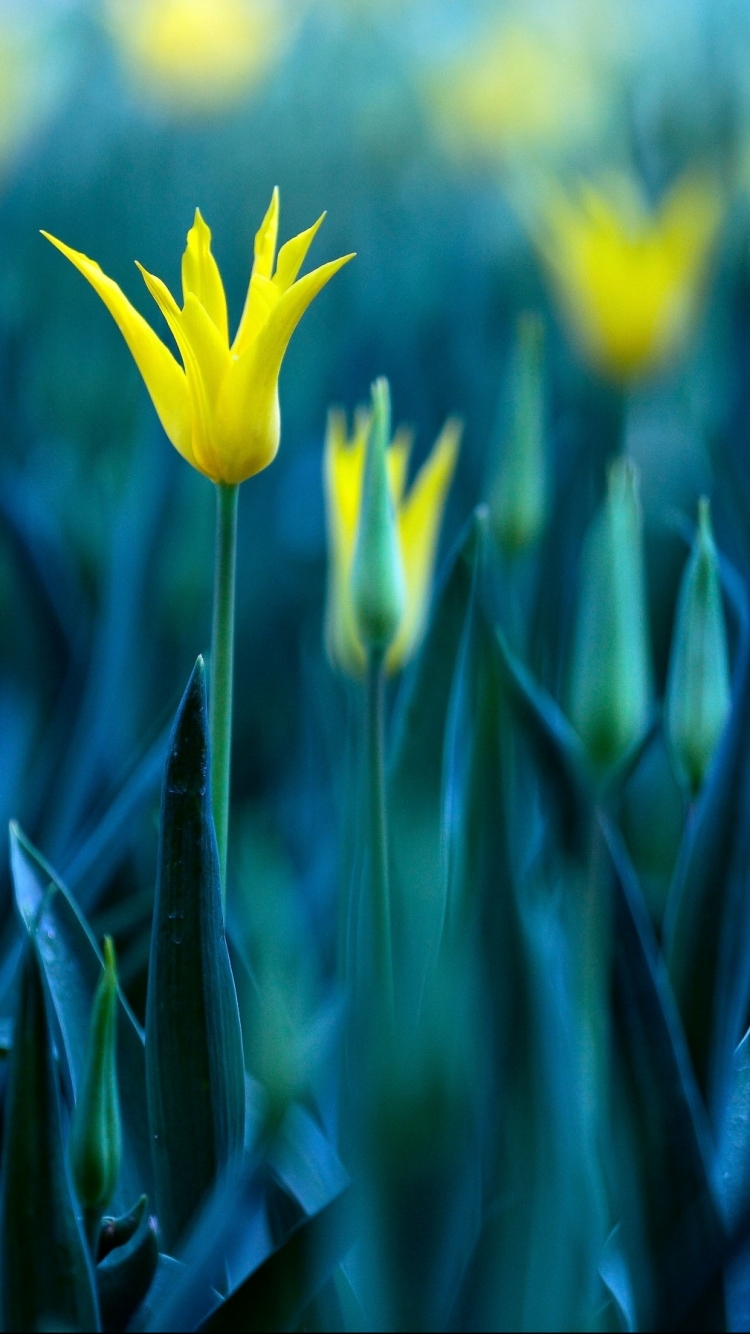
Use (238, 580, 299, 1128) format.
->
(351, 378, 405, 656)
(665, 498, 731, 796)
(490, 312, 547, 555)
(70, 937, 121, 1221)
(568, 457, 652, 769)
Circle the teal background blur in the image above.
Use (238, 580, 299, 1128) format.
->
(1, 0, 750, 1016)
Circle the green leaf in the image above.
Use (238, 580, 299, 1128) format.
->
(663, 554, 750, 1114)
(720, 1029, 750, 1329)
(96, 1202, 159, 1333)
(146, 657, 245, 1251)
(199, 1186, 354, 1333)
(603, 816, 726, 1331)
(0, 938, 100, 1332)
(494, 626, 591, 860)
(445, 599, 607, 1332)
(9, 822, 152, 1213)
(387, 507, 486, 991)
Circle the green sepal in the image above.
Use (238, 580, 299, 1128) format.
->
(567, 457, 652, 771)
(351, 378, 405, 654)
(9, 822, 152, 1212)
(146, 656, 245, 1251)
(96, 1202, 159, 1333)
(666, 498, 731, 797)
(70, 935, 122, 1215)
(0, 937, 100, 1332)
(490, 311, 547, 556)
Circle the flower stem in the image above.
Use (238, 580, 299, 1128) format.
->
(365, 649, 394, 1015)
(210, 482, 239, 913)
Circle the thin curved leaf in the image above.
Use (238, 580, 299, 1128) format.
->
(387, 506, 487, 990)
(603, 816, 726, 1331)
(9, 821, 152, 1212)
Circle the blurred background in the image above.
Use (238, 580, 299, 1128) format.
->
(1, 0, 750, 1024)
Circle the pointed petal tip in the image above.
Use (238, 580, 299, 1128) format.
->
(103, 935, 117, 973)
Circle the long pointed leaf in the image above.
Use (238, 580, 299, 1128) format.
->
(604, 817, 726, 1330)
(146, 657, 245, 1250)
(0, 938, 100, 1331)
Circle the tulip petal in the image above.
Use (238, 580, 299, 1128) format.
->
(41, 231, 193, 466)
(181, 209, 229, 344)
(253, 186, 280, 279)
(387, 426, 413, 506)
(137, 264, 222, 481)
(250, 253, 355, 397)
(217, 253, 355, 483)
(273, 214, 325, 293)
(230, 187, 280, 357)
(323, 410, 367, 675)
(230, 273, 278, 358)
(387, 418, 461, 671)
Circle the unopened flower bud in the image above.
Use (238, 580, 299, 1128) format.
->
(70, 937, 121, 1215)
(490, 312, 547, 555)
(351, 378, 405, 656)
(666, 498, 731, 796)
(568, 457, 652, 769)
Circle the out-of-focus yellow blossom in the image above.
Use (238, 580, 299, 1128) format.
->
(43, 191, 353, 485)
(0, 19, 69, 174)
(536, 173, 722, 381)
(430, 19, 602, 162)
(105, 0, 293, 112)
(325, 406, 460, 676)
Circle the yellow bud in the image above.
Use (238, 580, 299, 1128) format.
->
(351, 379, 406, 657)
(568, 457, 652, 769)
(666, 498, 731, 796)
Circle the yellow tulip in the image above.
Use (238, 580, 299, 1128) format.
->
(429, 19, 601, 162)
(105, 0, 292, 111)
(536, 173, 722, 381)
(42, 191, 354, 484)
(324, 405, 460, 676)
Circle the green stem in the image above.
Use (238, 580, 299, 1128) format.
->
(365, 650, 394, 1015)
(210, 482, 239, 912)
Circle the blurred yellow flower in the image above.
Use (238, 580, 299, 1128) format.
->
(430, 19, 602, 161)
(105, 0, 292, 111)
(536, 174, 722, 381)
(325, 406, 460, 676)
(43, 191, 353, 484)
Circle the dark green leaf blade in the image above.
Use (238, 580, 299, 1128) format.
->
(387, 506, 486, 990)
(9, 821, 152, 1212)
(0, 938, 100, 1332)
(603, 816, 726, 1331)
(146, 657, 245, 1251)
(199, 1186, 354, 1334)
